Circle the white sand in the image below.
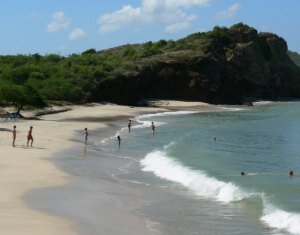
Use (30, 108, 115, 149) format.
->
(0, 102, 211, 234)
(0, 103, 168, 235)
(146, 100, 210, 108)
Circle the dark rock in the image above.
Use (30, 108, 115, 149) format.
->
(228, 23, 258, 43)
(93, 24, 300, 105)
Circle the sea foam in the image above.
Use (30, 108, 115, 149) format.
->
(262, 207, 300, 235)
(216, 106, 247, 111)
(101, 111, 197, 144)
(140, 150, 246, 203)
(133, 111, 199, 129)
(140, 149, 300, 235)
(136, 110, 199, 119)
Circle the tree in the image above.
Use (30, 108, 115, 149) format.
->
(0, 84, 46, 114)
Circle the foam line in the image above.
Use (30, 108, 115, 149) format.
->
(141, 149, 300, 235)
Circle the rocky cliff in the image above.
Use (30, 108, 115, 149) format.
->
(93, 23, 300, 105)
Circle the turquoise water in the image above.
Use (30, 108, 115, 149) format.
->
(102, 102, 300, 235)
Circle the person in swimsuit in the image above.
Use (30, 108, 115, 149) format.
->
(128, 119, 132, 132)
(151, 122, 155, 132)
(84, 128, 88, 144)
(12, 125, 16, 147)
(27, 126, 33, 147)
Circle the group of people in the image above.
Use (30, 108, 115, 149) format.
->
(11, 125, 34, 147)
(11, 123, 294, 177)
(10, 119, 153, 149)
(84, 119, 156, 148)
(117, 119, 156, 147)
(121, 119, 156, 148)
(127, 119, 155, 133)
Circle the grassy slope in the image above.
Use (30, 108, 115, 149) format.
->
(288, 51, 300, 67)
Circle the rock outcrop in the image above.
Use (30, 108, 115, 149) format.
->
(94, 23, 300, 105)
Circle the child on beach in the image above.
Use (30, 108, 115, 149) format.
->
(84, 128, 88, 144)
(27, 126, 33, 147)
(12, 125, 16, 147)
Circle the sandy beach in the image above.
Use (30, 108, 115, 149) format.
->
(0, 103, 168, 235)
(0, 101, 216, 235)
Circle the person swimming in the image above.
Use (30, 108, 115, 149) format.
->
(241, 171, 246, 176)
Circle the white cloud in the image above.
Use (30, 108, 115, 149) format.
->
(98, 0, 210, 33)
(69, 28, 87, 40)
(216, 3, 241, 20)
(165, 21, 191, 33)
(47, 11, 71, 32)
(143, 0, 210, 12)
(99, 5, 141, 33)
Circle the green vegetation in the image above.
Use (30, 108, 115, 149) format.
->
(288, 51, 300, 67)
(1, 23, 273, 110)
(0, 84, 46, 112)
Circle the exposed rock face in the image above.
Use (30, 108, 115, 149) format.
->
(94, 23, 300, 105)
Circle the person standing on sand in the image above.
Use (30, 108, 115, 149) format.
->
(27, 126, 33, 147)
(12, 125, 16, 147)
(84, 128, 88, 144)
(151, 122, 155, 132)
(128, 119, 132, 132)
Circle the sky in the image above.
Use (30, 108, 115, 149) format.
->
(0, 0, 299, 56)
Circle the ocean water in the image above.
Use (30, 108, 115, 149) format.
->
(101, 102, 300, 235)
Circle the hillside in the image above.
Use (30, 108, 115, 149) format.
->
(1, 23, 300, 108)
(288, 51, 300, 67)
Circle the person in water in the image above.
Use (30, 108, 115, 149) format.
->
(289, 170, 294, 176)
(241, 171, 246, 176)
(151, 122, 155, 132)
(84, 128, 88, 144)
(12, 125, 16, 147)
(117, 135, 121, 148)
(27, 126, 33, 147)
(128, 119, 132, 132)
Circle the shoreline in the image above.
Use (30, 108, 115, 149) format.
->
(0, 101, 226, 235)
(0, 103, 169, 235)
(26, 117, 154, 235)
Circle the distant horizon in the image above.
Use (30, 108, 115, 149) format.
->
(1, 0, 299, 55)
